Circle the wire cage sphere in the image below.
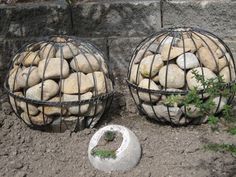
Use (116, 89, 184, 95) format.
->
(4, 35, 114, 132)
(127, 27, 236, 125)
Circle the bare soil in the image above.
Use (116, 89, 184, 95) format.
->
(0, 99, 236, 177)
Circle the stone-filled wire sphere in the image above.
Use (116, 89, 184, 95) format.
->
(5, 36, 114, 132)
(127, 27, 236, 125)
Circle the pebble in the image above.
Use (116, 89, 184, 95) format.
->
(197, 47, 218, 72)
(138, 79, 161, 103)
(39, 43, 56, 59)
(176, 52, 200, 69)
(160, 44, 190, 61)
(38, 58, 70, 79)
(17, 67, 41, 88)
(139, 54, 164, 78)
(60, 72, 94, 94)
(129, 64, 144, 84)
(63, 92, 92, 115)
(26, 80, 59, 101)
(159, 64, 185, 89)
(186, 67, 217, 90)
(56, 42, 79, 59)
(70, 53, 100, 73)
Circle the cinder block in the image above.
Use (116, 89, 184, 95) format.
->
(72, 0, 161, 37)
(162, 0, 236, 38)
(0, 1, 71, 38)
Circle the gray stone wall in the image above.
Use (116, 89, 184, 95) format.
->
(0, 0, 236, 112)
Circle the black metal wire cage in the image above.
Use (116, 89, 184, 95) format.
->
(4, 35, 114, 132)
(127, 27, 236, 125)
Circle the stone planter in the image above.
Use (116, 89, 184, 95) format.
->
(4, 36, 114, 132)
(127, 27, 236, 125)
(88, 125, 141, 172)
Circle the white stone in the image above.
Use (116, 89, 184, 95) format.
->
(16, 66, 41, 88)
(87, 72, 111, 95)
(20, 102, 39, 116)
(39, 43, 56, 59)
(70, 53, 100, 73)
(157, 36, 180, 47)
(56, 42, 79, 59)
(138, 79, 161, 103)
(61, 72, 94, 94)
(159, 64, 185, 89)
(87, 103, 104, 117)
(21, 112, 53, 126)
(193, 33, 219, 52)
(142, 103, 183, 124)
(9, 92, 22, 113)
(18, 52, 41, 66)
(38, 97, 67, 116)
(176, 52, 200, 69)
(133, 49, 153, 64)
(63, 92, 92, 115)
(139, 54, 164, 78)
(129, 64, 143, 85)
(177, 38, 202, 52)
(160, 44, 191, 61)
(220, 66, 236, 83)
(152, 74, 159, 83)
(147, 42, 159, 53)
(88, 125, 141, 172)
(197, 47, 218, 72)
(212, 97, 227, 113)
(187, 67, 217, 90)
(8, 67, 22, 91)
(218, 57, 228, 71)
(26, 80, 59, 101)
(38, 58, 70, 79)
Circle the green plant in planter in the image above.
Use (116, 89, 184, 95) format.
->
(104, 131, 116, 142)
(91, 131, 117, 159)
(91, 149, 116, 159)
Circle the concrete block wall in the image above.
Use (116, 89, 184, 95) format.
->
(0, 0, 235, 113)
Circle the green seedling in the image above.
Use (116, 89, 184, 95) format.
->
(164, 70, 236, 132)
(227, 127, 236, 135)
(104, 131, 116, 142)
(204, 143, 236, 156)
(91, 149, 116, 159)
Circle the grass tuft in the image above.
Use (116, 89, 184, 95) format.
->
(91, 149, 116, 159)
(227, 127, 236, 135)
(204, 143, 236, 156)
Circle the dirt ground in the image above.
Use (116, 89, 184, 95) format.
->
(0, 97, 236, 177)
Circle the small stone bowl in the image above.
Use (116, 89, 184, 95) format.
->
(88, 125, 141, 172)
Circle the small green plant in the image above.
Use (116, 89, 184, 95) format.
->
(91, 149, 116, 159)
(227, 127, 236, 135)
(91, 131, 118, 159)
(164, 69, 236, 131)
(204, 143, 236, 156)
(208, 115, 219, 131)
(163, 94, 183, 107)
(104, 131, 116, 142)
